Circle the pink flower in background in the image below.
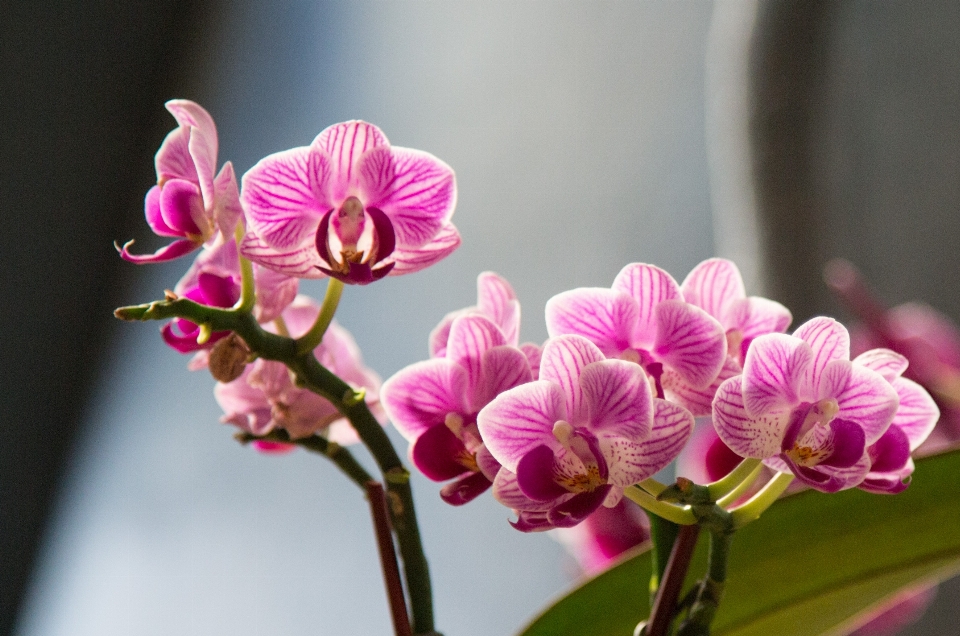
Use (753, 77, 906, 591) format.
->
(849, 584, 937, 636)
(680, 258, 792, 366)
(479, 335, 693, 531)
(553, 499, 650, 576)
(381, 314, 532, 505)
(430, 272, 521, 355)
(546, 263, 727, 414)
(428, 271, 543, 376)
(852, 349, 939, 493)
(827, 258, 960, 446)
(216, 296, 383, 445)
(240, 120, 459, 283)
(676, 417, 745, 485)
(714, 317, 900, 492)
(118, 100, 243, 263)
(162, 240, 298, 354)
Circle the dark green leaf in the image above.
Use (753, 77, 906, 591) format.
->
(519, 448, 960, 636)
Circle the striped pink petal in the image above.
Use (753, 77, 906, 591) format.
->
(853, 348, 909, 382)
(727, 296, 793, 340)
(612, 263, 682, 346)
(476, 345, 533, 410)
(477, 381, 566, 471)
(239, 231, 327, 279)
(312, 121, 389, 199)
(601, 399, 693, 486)
(654, 299, 727, 389)
(580, 359, 652, 439)
(213, 162, 243, 239)
(834, 364, 899, 445)
(714, 376, 790, 459)
(680, 258, 745, 321)
(387, 222, 461, 276)
(359, 146, 456, 248)
(539, 335, 606, 425)
(381, 358, 469, 441)
(242, 146, 331, 250)
(545, 288, 637, 356)
(890, 377, 939, 450)
(446, 315, 506, 407)
(166, 100, 218, 209)
(742, 334, 812, 416)
(477, 272, 520, 346)
(155, 126, 198, 185)
(794, 317, 850, 393)
(662, 357, 741, 416)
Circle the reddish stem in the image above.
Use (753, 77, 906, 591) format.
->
(646, 524, 700, 636)
(367, 481, 413, 636)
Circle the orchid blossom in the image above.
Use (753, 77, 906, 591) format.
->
(381, 314, 532, 505)
(713, 317, 902, 492)
(852, 349, 939, 493)
(118, 100, 242, 263)
(478, 335, 693, 531)
(240, 121, 459, 283)
(427, 271, 543, 376)
(552, 499, 650, 575)
(545, 263, 727, 414)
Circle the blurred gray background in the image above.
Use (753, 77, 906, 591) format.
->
(3, 1, 958, 635)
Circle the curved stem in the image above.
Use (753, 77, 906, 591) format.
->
(715, 463, 764, 509)
(637, 477, 669, 497)
(235, 429, 374, 488)
(729, 472, 794, 529)
(234, 225, 256, 313)
(624, 485, 697, 525)
(706, 458, 762, 502)
(296, 278, 344, 355)
(116, 299, 437, 635)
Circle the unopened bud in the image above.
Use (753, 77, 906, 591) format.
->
(208, 333, 250, 382)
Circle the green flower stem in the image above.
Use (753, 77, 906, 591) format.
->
(233, 224, 256, 313)
(295, 278, 344, 355)
(637, 477, 668, 497)
(115, 298, 437, 635)
(706, 458, 762, 502)
(646, 512, 681, 607)
(624, 485, 697, 525)
(676, 528, 733, 636)
(715, 463, 764, 509)
(729, 472, 794, 529)
(235, 429, 374, 488)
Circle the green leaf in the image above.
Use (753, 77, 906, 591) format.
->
(518, 447, 960, 636)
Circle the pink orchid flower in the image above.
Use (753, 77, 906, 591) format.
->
(546, 263, 727, 415)
(162, 239, 298, 354)
(239, 120, 459, 283)
(381, 314, 532, 505)
(428, 271, 543, 375)
(118, 100, 242, 263)
(478, 335, 693, 531)
(713, 317, 901, 492)
(680, 258, 792, 366)
(216, 296, 383, 445)
(852, 349, 939, 493)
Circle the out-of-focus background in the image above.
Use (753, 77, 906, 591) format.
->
(2, 2, 958, 635)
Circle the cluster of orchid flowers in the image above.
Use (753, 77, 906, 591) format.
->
(116, 100, 946, 636)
